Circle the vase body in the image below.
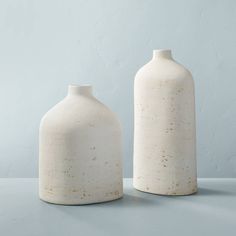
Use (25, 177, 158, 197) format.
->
(39, 85, 123, 204)
(133, 50, 197, 195)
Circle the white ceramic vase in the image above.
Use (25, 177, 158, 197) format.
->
(133, 49, 197, 195)
(39, 85, 123, 204)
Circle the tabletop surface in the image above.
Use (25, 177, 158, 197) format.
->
(0, 178, 235, 236)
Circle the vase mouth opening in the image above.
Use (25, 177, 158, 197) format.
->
(68, 84, 93, 96)
(153, 49, 172, 59)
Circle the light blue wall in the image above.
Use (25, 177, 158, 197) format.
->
(0, 0, 235, 177)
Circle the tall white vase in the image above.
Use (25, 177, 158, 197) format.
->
(39, 85, 123, 204)
(133, 49, 197, 195)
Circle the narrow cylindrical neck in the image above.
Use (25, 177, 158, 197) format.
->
(153, 49, 172, 60)
(68, 85, 92, 96)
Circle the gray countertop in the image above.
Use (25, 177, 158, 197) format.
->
(0, 178, 235, 236)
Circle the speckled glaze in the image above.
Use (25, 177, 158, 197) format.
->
(39, 85, 123, 204)
(133, 50, 197, 195)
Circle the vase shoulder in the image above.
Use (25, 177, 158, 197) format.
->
(135, 58, 192, 83)
(40, 95, 120, 132)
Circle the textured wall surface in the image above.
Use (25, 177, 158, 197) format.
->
(0, 0, 235, 177)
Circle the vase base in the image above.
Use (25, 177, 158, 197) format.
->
(133, 184, 197, 196)
(39, 194, 123, 205)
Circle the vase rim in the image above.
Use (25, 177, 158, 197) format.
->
(153, 49, 172, 59)
(153, 49, 171, 53)
(69, 84, 92, 88)
(68, 84, 93, 96)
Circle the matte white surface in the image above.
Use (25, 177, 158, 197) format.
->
(39, 85, 123, 204)
(133, 50, 197, 195)
(0, 0, 236, 178)
(0, 178, 235, 236)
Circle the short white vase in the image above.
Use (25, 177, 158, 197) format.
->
(39, 85, 123, 204)
(133, 49, 197, 195)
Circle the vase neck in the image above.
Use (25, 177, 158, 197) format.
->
(152, 49, 172, 60)
(68, 85, 93, 97)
